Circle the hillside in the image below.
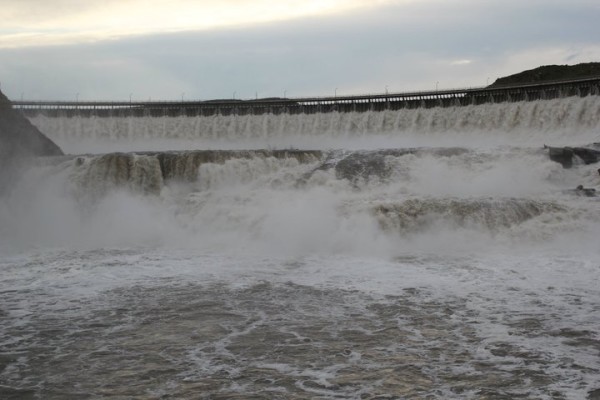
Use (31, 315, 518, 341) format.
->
(0, 89, 63, 159)
(1, 88, 63, 192)
(489, 62, 600, 87)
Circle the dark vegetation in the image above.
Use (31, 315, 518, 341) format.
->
(489, 62, 600, 87)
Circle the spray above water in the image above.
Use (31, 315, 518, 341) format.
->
(1, 143, 597, 256)
(2, 96, 600, 256)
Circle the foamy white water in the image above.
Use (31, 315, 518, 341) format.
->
(30, 95, 600, 154)
(1, 97, 600, 399)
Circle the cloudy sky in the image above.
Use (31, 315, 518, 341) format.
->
(1, 0, 599, 101)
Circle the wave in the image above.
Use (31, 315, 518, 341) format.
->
(63, 150, 321, 198)
(372, 197, 566, 233)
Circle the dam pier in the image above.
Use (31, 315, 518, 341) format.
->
(12, 76, 600, 118)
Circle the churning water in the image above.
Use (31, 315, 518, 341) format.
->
(1, 96, 600, 399)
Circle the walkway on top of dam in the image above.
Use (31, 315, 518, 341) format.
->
(12, 75, 600, 117)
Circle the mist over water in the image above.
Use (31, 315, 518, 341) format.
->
(14, 95, 600, 255)
(2, 97, 600, 399)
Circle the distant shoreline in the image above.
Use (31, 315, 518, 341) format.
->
(489, 62, 600, 87)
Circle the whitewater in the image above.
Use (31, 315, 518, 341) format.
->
(1, 96, 599, 399)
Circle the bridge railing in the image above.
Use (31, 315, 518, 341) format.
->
(10, 75, 600, 114)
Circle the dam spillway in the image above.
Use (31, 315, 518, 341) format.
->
(26, 94, 600, 154)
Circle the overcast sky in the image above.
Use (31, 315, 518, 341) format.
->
(1, 0, 599, 101)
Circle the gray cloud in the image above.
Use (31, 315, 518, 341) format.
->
(1, 0, 599, 101)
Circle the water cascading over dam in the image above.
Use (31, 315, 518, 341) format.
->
(28, 94, 600, 154)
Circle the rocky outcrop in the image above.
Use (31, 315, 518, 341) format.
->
(545, 144, 600, 168)
(0, 90, 63, 159)
(0, 89, 63, 192)
(305, 148, 469, 184)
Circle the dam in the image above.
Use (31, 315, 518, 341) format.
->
(3, 73, 600, 399)
(12, 75, 600, 117)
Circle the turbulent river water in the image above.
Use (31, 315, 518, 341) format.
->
(1, 96, 600, 399)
